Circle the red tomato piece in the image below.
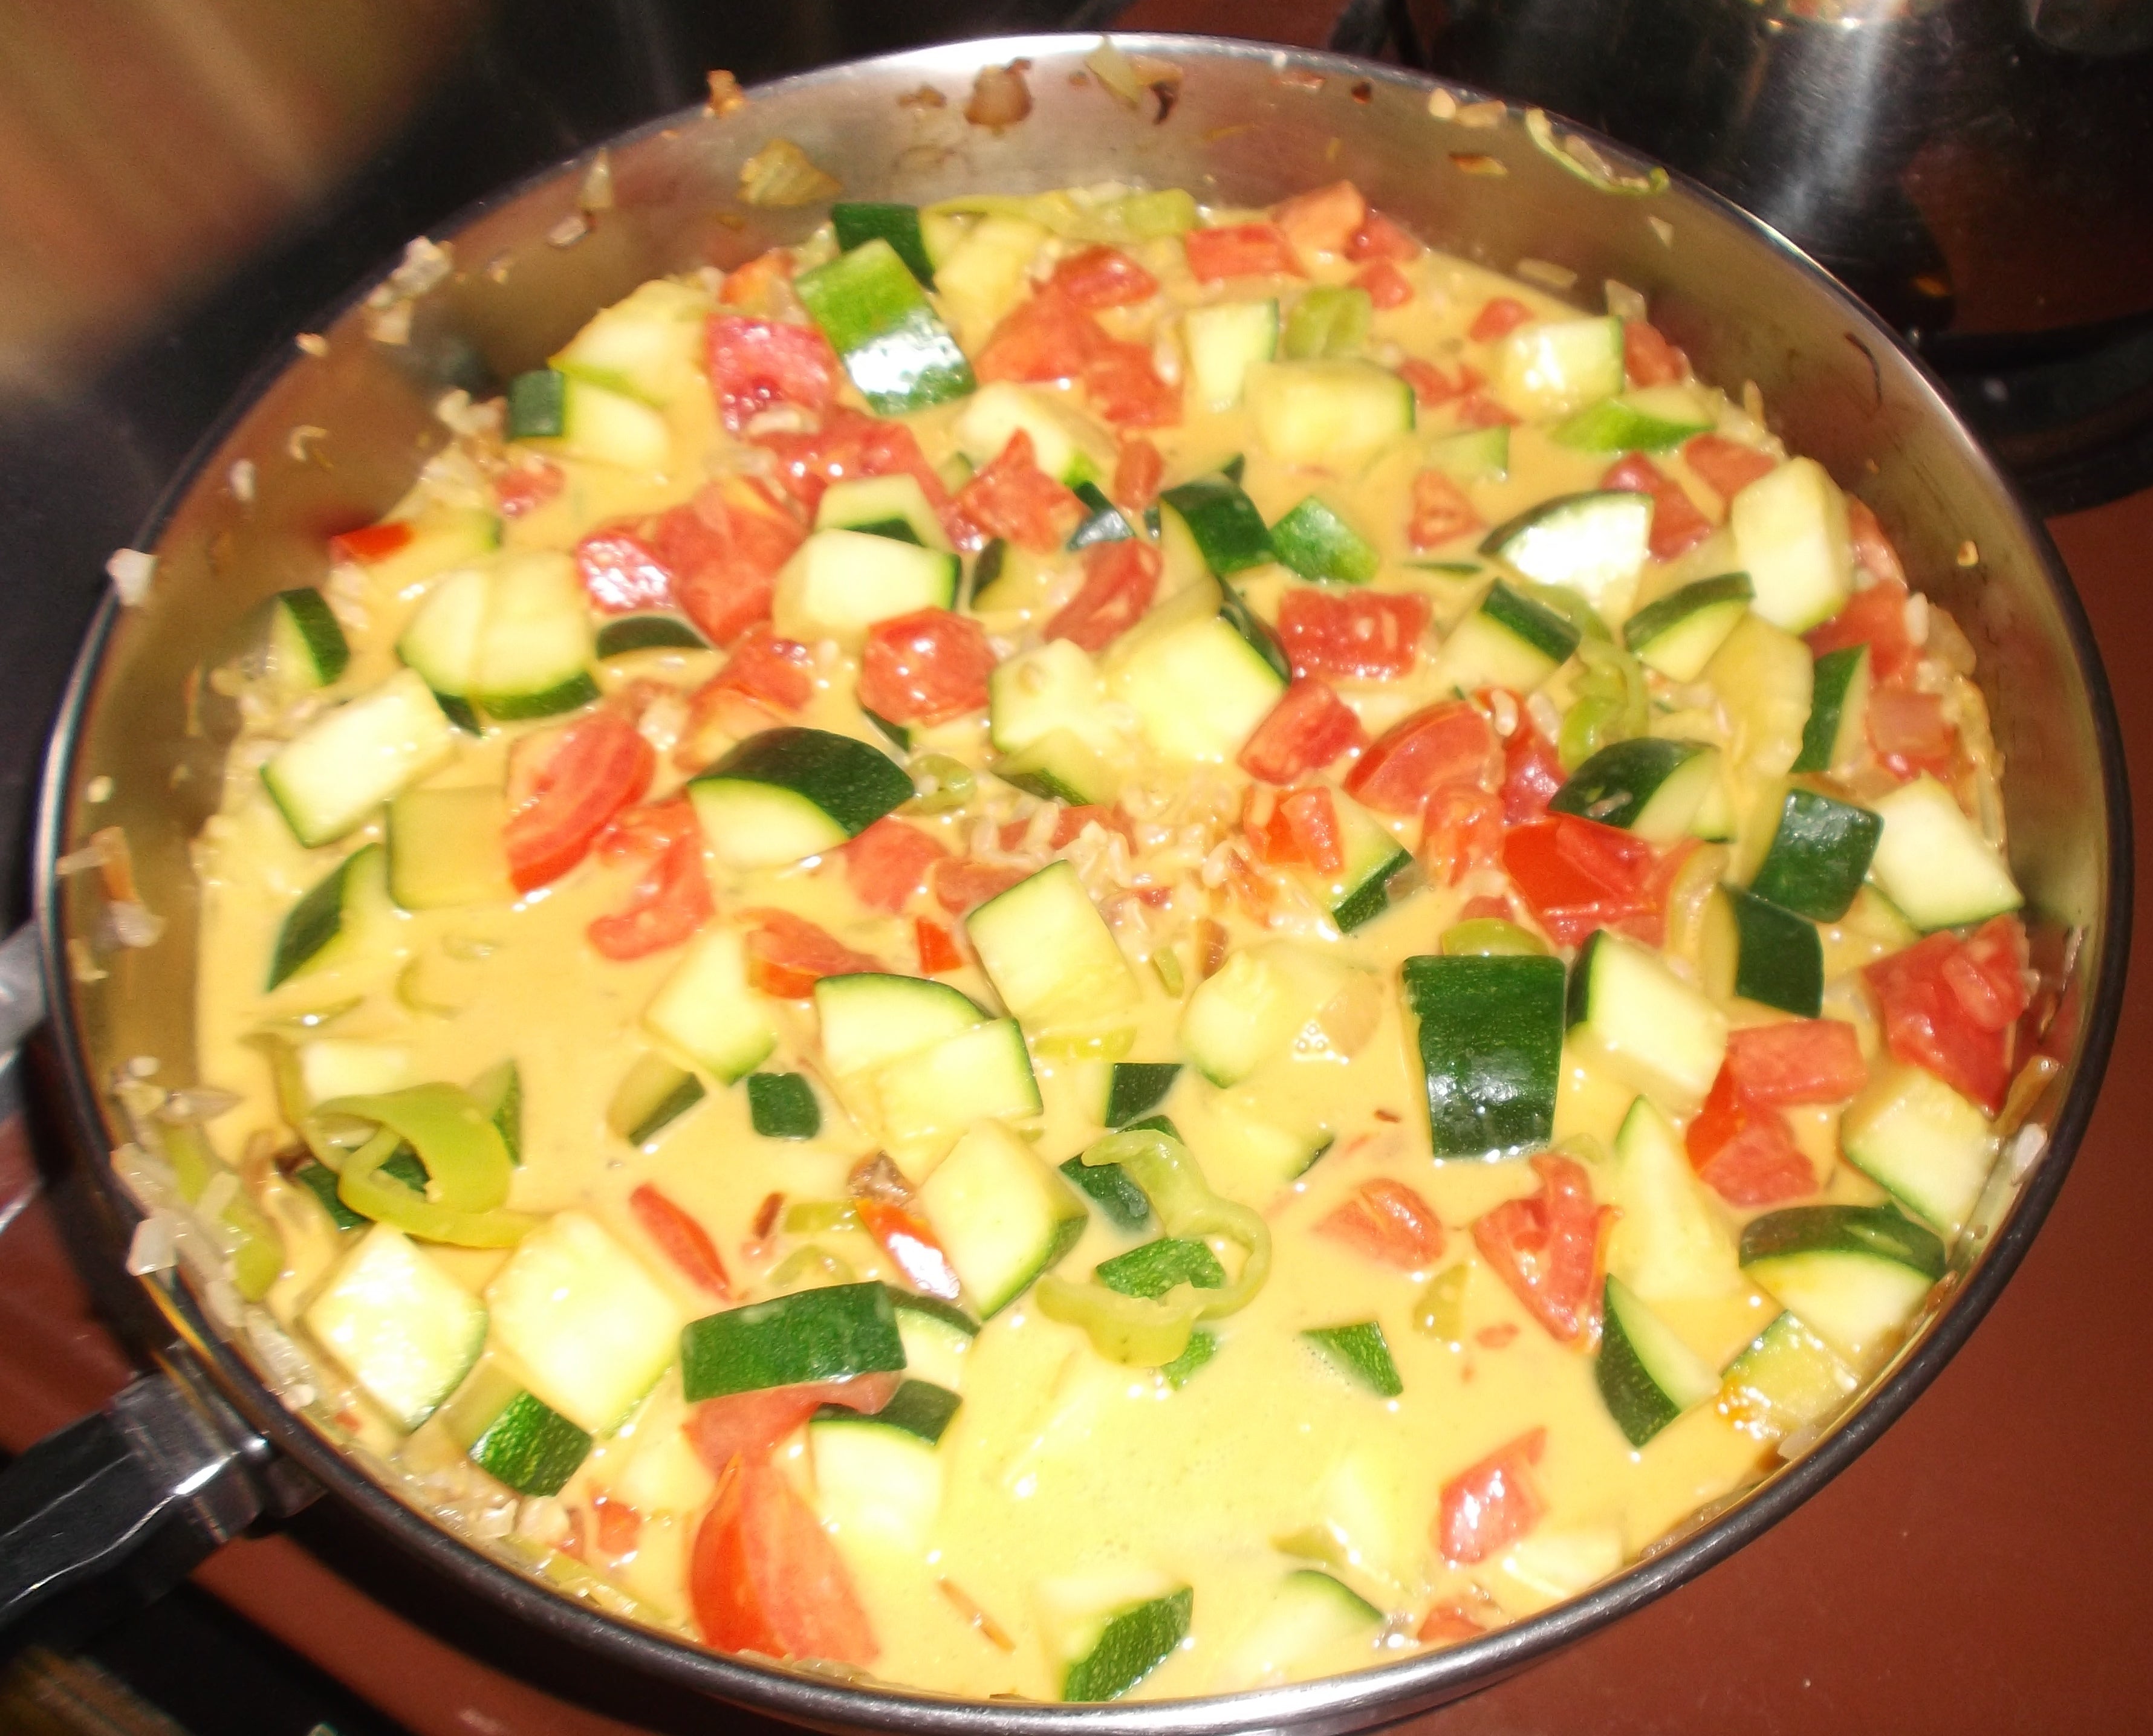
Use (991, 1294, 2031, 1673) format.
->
(1455, 390, 1520, 429)
(952, 429, 1083, 552)
(859, 608, 994, 726)
(1082, 336, 1182, 429)
(1250, 786, 1346, 873)
(1622, 320, 1685, 387)
(1112, 438, 1165, 510)
(756, 407, 956, 532)
(1602, 453, 1713, 563)
(1316, 1177, 1444, 1269)
(1344, 700, 1496, 815)
(599, 794, 700, 863)
(718, 248, 796, 313)
(1049, 804, 1135, 848)
(588, 831, 713, 960)
(328, 522, 414, 565)
(591, 1492, 641, 1558)
(915, 918, 963, 974)
(974, 286, 1102, 385)
(690, 1456, 878, 1665)
(495, 458, 566, 519)
(1845, 496, 1909, 588)
(1683, 433, 1777, 504)
(1423, 784, 1504, 884)
(842, 817, 950, 915)
(1050, 245, 1158, 309)
(1398, 358, 1483, 407)
(1277, 589, 1427, 681)
(857, 1198, 963, 1302)
(1046, 537, 1162, 653)
(503, 714, 654, 892)
(654, 485, 806, 649)
(741, 908, 881, 999)
(1865, 918, 2027, 1113)
(1417, 1603, 1488, 1644)
(933, 857, 1030, 916)
(1501, 716, 1566, 824)
(1238, 677, 1367, 785)
(1468, 296, 1534, 343)
(1805, 578, 1915, 682)
(1408, 468, 1483, 550)
(1347, 209, 1420, 262)
(1724, 1019, 1869, 1105)
(1868, 687, 1954, 774)
(629, 1183, 732, 1298)
(1686, 1068, 1816, 1206)
(707, 624, 814, 713)
(1184, 222, 1304, 282)
(705, 314, 839, 432)
(1435, 1428, 1547, 1564)
(687, 1373, 901, 1476)
(574, 527, 675, 615)
(1272, 181, 1368, 259)
(1470, 1155, 1606, 1344)
(1351, 259, 1414, 310)
(1501, 815, 1660, 948)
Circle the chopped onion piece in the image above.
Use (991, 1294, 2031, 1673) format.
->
(739, 138, 842, 207)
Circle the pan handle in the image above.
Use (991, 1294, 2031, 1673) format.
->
(0, 1373, 268, 1659)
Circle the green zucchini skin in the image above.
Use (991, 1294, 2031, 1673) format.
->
(1303, 1320, 1403, 1396)
(1738, 1203, 1947, 1277)
(469, 1390, 593, 1496)
(1724, 884, 1825, 1017)
(1159, 476, 1275, 576)
(1401, 954, 1567, 1158)
(697, 727, 915, 837)
(1748, 789, 1884, 922)
(1548, 738, 1705, 832)
(746, 1071, 822, 1139)
(1105, 1062, 1181, 1128)
(795, 239, 976, 416)
(679, 1280, 908, 1402)
(831, 201, 935, 285)
(1270, 496, 1380, 584)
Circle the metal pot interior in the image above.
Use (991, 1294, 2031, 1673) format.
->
(34, 31, 2128, 1735)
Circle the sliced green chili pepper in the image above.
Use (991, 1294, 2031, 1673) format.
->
(1559, 638, 1650, 771)
(335, 1127, 538, 1248)
(315, 1083, 534, 1248)
(1034, 1278, 1205, 1365)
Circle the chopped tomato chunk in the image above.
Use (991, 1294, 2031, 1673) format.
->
(1112, 438, 1165, 510)
(1622, 320, 1685, 387)
(1501, 714, 1565, 824)
(503, 713, 655, 892)
(915, 917, 963, 974)
(756, 406, 956, 534)
(1846, 496, 1909, 588)
(1277, 588, 1428, 681)
(328, 522, 414, 564)
(1316, 1177, 1444, 1269)
(1048, 804, 1134, 848)
(1602, 452, 1713, 563)
(629, 1183, 731, 1298)
(1271, 180, 1368, 259)
(1238, 677, 1367, 784)
(1346, 209, 1420, 262)
(974, 285, 1099, 385)
(1501, 815, 1661, 948)
(859, 609, 995, 725)
(1868, 687, 1955, 775)
(590, 1492, 641, 1558)
(1435, 1428, 1547, 1564)
(1046, 537, 1161, 653)
(599, 794, 700, 863)
(1351, 259, 1414, 310)
(687, 1373, 901, 1476)
(690, 1455, 878, 1665)
(933, 857, 1030, 916)
(1724, 1019, 1869, 1105)
(1805, 577, 1916, 682)
(857, 1198, 963, 1302)
(495, 458, 565, 519)
(1082, 335, 1181, 428)
(654, 484, 805, 649)
(1468, 296, 1534, 343)
(741, 908, 880, 998)
(709, 624, 814, 712)
(1050, 245, 1159, 308)
(1250, 786, 1345, 873)
(1455, 390, 1519, 429)
(1344, 700, 1496, 815)
(575, 527, 675, 615)
(1408, 468, 1483, 549)
(1686, 1068, 1816, 1206)
(717, 248, 795, 313)
(1864, 916, 2027, 1113)
(1423, 784, 1504, 884)
(842, 817, 950, 915)
(588, 830, 713, 959)
(1470, 1155, 1606, 1344)
(1417, 1603, 1488, 1643)
(1185, 221, 1304, 282)
(952, 429, 1083, 552)
(706, 314, 839, 432)
(1683, 433, 1776, 504)
(1398, 358, 1483, 407)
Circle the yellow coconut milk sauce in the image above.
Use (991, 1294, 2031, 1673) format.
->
(179, 178, 2027, 1701)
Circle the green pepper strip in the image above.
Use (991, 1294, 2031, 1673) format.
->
(1559, 638, 1651, 771)
(1035, 1128, 1273, 1365)
(316, 1084, 536, 1248)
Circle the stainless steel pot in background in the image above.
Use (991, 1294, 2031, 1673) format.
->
(4, 32, 2130, 1734)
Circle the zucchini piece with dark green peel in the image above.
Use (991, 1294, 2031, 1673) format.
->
(505, 366, 672, 469)
(746, 1071, 821, 1140)
(1060, 1155, 1153, 1229)
(814, 472, 950, 549)
(1106, 1062, 1181, 1129)
(996, 730, 1121, 806)
(795, 238, 976, 415)
(1159, 476, 1275, 576)
(1839, 1061, 1995, 1240)
(267, 844, 394, 989)
(1269, 496, 1380, 584)
(1096, 1237, 1225, 1300)
(1594, 1274, 1717, 1445)
(259, 588, 351, 688)
(831, 201, 936, 285)
(1217, 584, 1292, 683)
(1302, 1320, 1403, 1396)
(1425, 424, 1509, 484)
(469, 1058, 522, 1165)
(1159, 1328, 1216, 1387)
(1281, 285, 1371, 360)
(679, 1280, 908, 1402)
(596, 614, 710, 658)
(1792, 643, 1872, 774)
(608, 1051, 707, 1146)
(888, 1290, 980, 1391)
(1738, 1203, 1946, 1362)
(1430, 577, 1580, 695)
(862, 707, 912, 752)
(469, 1390, 592, 1497)
(1481, 490, 1653, 606)
(1548, 738, 1721, 843)
(1623, 572, 1753, 681)
(1747, 789, 1883, 922)
(689, 728, 914, 868)
(1053, 1585, 1195, 1702)
(1552, 385, 1716, 452)
(1724, 884, 1824, 1017)
(1067, 481, 1139, 551)
(1401, 954, 1567, 1158)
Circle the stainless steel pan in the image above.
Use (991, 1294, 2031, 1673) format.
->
(6, 31, 2129, 1734)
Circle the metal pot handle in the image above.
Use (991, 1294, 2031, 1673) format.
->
(0, 1373, 270, 1659)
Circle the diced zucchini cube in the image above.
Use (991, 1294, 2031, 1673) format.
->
(304, 1224, 488, 1431)
(917, 1118, 1085, 1317)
